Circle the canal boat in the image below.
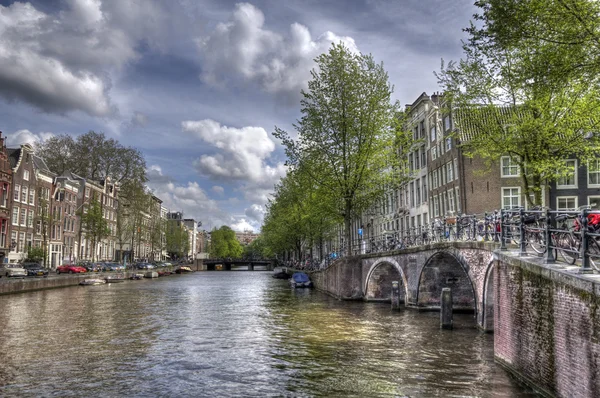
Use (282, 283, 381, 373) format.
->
(272, 269, 290, 279)
(104, 275, 126, 283)
(79, 278, 106, 286)
(289, 272, 312, 288)
(175, 266, 193, 274)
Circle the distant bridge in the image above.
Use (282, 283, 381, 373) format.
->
(202, 259, 274, 271)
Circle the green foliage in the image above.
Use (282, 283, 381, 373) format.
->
(273, 43, 413, 256)
(209, 226, 243, 259)
(437, 0, 600, 205)
(243, 236, 271, 259)
(25, 247, 45, 263)
(80, 198, 110, 262)
(165, 220, 189, 259)
(35, 130, 147, 184)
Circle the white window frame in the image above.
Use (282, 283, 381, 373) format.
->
(12, 207, 18, 225)
(433, 196, 439, 217)
(589, 196, 600, 210)
(20, 208, 26, 226)
(14, 184, 20, 202)
(21, 186, 28, 204)
(588, 160, 600, 188)
(557, 159, 577, 189)
(557, 196, 578, 211)
(502, 187, 521, 209)
(444, 115, 451, 131)
(447, 161, 454, 182)
(23, 170, 29, 181)
(430, 126, 436, 142)
(29, 189, 34, 205)
(432, 146, 437, 160)
(446, 137, 452, 151)
(501, 156, 520, 177)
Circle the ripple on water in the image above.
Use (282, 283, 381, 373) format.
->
(0, 272, 537, 397)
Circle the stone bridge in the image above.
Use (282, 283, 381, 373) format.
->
(311, 241, 497, 331)
(308, 241, 600, 397)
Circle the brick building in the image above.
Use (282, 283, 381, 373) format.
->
(0, 132, 12, 263)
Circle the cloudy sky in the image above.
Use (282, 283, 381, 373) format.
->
(0, 0, 476, 232)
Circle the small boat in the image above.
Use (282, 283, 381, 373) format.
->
(272, 270, 290, 279)
(290, 272, 312, 288)
(175, 266, 193, 274)
(104, 275, 126, 283)
(129, 273, 144, 280)
(157, 271, 173, 277)
(79, 278, 106, 286)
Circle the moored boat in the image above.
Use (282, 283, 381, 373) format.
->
(175, 266, 193, 274)
(79, 278, 106, 286)
(272, 270, 290, 279)
(104, 275, 126, 283)
(289, 272, 312, 288)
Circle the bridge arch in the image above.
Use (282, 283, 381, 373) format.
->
(416, 249, 477, 311)
(480, 260, 495, 332)
(364, 258, 408, 303)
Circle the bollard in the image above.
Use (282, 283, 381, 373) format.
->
(391, 281, 400, 310)
(440, 287, 453, 329)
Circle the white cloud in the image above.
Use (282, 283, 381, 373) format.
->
(0, 0, 168, 117)
(182, 119, 286, 186)
(245, 204, 265, 224)
(131, 111, 148, 127)
(197, 2, 359, 101)
(231, 218, 256, 232)
(8, 129, 54, 146)
(212, 185, 225, 195)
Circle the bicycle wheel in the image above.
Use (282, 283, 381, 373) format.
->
(509, 223, 522, 245)
(555, 231, 579, 265)
(527, 223, 546, 254)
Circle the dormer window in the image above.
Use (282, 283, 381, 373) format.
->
(23, 170, 29, 181)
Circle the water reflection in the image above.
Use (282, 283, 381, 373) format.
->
(0, 272, 536, 397)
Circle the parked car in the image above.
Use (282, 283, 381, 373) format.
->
(102, 262, 124, 272)
(22, 263, 49, 277)
(0, 263, 27, 278)
(56, 264, 87, 274)
(135, 263, 154, 270)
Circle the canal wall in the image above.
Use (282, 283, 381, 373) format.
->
(0, 274, 89, 295)
(494, 253, 600, 398)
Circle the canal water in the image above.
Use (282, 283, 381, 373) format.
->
(0, 272, 536, 397)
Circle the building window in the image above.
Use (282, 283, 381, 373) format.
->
(0, 184, 7, 207)
(455, 187, 461, 214)
(422, 176, 427, 202)
(448, 190, 455, 213)
(414, 150, 420, 169)
(430, 126, 436, 142)
(589, 196, 600, 210)
(557, 159, 577, 188)
(27, 210, 33, 228)
(589, 160, 600, 187)
(18, 232, 25, 253)
(85, 187, 90, 198)
(421, 146, 426, 168)
(410, 182, 415, 207)
(12, 207, 18, 225)
(409, 154, 414, 171)
(29, 188, 34, 205)
(20, 209, 26, 226)
(446, 137, 452, 151)
(23, 170, 29, 181)
(10, 231, 16, 252)
(557, 196, 577, 210)
(501, 156, 520, 177)
(22, 186, 28, 203)
(432, 146, 437, 160)
(433, 196, 439, 217)
(502, 187, 521, 209)
(14, 184, 20, 201)
(447, 161, 454, 182)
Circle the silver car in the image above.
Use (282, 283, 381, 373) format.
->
(0, 263, 27, 278)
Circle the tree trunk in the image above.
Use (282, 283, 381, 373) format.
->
(345, 199, 352, 257)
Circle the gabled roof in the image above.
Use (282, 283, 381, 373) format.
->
(33, 155, 54, 175)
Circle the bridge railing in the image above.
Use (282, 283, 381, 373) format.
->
(303, 207, 600, 273)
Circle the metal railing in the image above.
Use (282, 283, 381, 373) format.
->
(288, 207, 600, 273)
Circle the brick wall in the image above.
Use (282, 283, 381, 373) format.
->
(495, 255, 600, 397)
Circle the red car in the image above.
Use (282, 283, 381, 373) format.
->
(56, 264, 87, 274)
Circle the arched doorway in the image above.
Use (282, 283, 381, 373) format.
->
(365, 261, 405, 303)
(417, 251, 476, 311)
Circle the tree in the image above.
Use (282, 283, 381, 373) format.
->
(79, 198, 110, 262)
(165, 220, 189, 260)
(35, 131, 147, 184)
(437, 0, 600, 206)
(209, 226, 243, 259)
(274, 43, 412, 256)
(115, 180, 152, 262)
(34, 193, 59, 267)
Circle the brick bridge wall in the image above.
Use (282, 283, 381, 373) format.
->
(309, 243, 600, 397)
